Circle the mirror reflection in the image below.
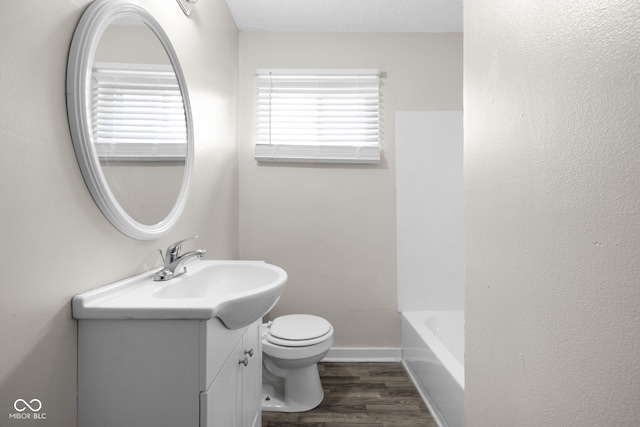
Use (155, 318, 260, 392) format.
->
(92, 17, 186, 226)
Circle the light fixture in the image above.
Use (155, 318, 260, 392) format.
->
(176, 0, 198, 16)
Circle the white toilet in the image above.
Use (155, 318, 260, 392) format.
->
(261, 314, 334, 412)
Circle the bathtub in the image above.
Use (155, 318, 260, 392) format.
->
(401, 310, 464, 427)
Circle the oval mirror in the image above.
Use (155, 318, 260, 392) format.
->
(67, 0, 193, 240)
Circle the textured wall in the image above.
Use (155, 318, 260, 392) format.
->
(465, 1, 640, 425)
(239, 33, 462, 348)
(0, 1, 239, 425)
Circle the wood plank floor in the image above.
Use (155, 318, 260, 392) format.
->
(261, 362, 438, 427)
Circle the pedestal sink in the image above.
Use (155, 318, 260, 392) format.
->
(72, 260, 287, 329)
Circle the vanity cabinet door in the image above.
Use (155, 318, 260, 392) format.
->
(241, 321, 262, 427)
(201, 320, 262, 427)
(201, 338, 243, 426)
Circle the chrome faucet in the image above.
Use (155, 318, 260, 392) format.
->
(154, 235, 206, 281)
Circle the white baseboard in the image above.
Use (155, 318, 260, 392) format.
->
(322, 347, 402, 362)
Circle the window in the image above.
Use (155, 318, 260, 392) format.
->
(91, 62, 187, 161)
(255, 69, 381, 164)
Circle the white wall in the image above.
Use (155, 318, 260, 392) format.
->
(0, 1, 239, 425)
(238, 33, 462, 347)
(465, 1, 640, 425)
(396, 111, 464, 311)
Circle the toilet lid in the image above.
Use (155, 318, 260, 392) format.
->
(268, 314, 332, 343)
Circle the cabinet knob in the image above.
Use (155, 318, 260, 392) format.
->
(244, 348, 254, 357)
(239, 357, 249, 367)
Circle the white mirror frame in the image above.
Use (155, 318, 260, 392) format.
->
(67, 0, 194, 240)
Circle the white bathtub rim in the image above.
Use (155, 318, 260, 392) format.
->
(402, 310, 465, 390)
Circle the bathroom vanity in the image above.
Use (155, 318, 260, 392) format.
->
(73, 258, 286, 427)
(77, 317, 262, 427)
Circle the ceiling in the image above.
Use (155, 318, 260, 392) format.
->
(224, 0, 463, 33)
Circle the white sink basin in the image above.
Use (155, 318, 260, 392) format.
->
(72, 260, 287, 329)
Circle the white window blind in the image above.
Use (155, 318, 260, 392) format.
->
(91, 63, 187, 161)
(255, 69, 381, 164)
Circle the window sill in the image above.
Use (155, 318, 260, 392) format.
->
(254, 144, 380, 164)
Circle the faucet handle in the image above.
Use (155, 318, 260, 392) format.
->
(166, 235, 199, 259)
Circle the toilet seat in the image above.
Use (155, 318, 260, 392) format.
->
(266, 315, 333, 347)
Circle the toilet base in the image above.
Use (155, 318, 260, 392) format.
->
(261, 364, 325, 412)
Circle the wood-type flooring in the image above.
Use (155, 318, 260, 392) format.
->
(261, 362, 438, 427)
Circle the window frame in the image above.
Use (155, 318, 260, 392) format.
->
(254, 68, 381, 164)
